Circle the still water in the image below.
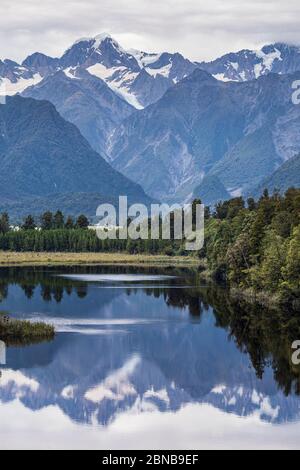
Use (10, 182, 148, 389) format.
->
(0, 265, 299, 450)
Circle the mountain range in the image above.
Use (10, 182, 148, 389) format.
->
(0, 95, 152, 220)
(198, 43, 300, 83)
(1, 34, 300, 211)
(110, 70, 300, 201)
(3, 37, 300, 107)
(2, 33, 197, 109)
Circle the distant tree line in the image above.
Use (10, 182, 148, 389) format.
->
(0, 210, 173, 254)
(17, 211, 90, 231)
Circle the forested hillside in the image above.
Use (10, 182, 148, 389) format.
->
(203, 188, 300, 308)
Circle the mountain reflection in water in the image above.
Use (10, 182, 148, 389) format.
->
(0, 265, 299, 449)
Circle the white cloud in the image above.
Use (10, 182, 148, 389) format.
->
(0, 400, 300, 449)
(0, 0, 300, 63)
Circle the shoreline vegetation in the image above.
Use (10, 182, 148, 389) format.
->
(0, 314, 55, 346)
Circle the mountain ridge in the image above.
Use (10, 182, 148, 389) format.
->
(0, 95, 153, 218)
(1, 35, 300, 207)
(2, 36, 300, 104)
(109, 69, 300, 203)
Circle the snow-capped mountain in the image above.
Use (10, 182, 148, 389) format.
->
(1, 36, 300, 200)
(199, 43, 300, 82)
(2, 37, 300, 105)
(3, 33, 194, 157)
(0, 59, 43, 96)
(0, 33, 197, 110)
(58, 33, 197, 108)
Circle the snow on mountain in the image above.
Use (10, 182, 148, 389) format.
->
(199, 43, 300, 82)
(128, 49, 162, 68)
(3, 36, 300, 184)
(2, 38, 300, 107)
(0, 73, 42, 96)
(59, 35, 197, 108)
(0, 59, 43, 97)
(0, 34, 198, 109)
(86, 63, 143, 109)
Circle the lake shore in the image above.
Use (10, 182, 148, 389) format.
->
(0, 251, 203, 268)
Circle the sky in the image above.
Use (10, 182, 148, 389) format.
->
(1, 0, 300, 63)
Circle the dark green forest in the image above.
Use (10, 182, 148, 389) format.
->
(203, 188, 300, 308)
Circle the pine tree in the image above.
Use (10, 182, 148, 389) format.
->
(76, 215, 89, 229)
(41, 212, 53, 230)
(0, 213, 10, 233)
(247, 198, 256, 212)
(22, 215, 36, 231)
(53, 211, 64, 229)
(65, 216, 74, 229)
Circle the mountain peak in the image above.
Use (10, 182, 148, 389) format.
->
(189, 68, 216, 83)
(71, 32, 116, 50)
(22, 52, 59, 69)
(61, 32, 131, 68)
(93, 32, 112, 44)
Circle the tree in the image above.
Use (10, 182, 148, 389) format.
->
(227, 197, 245, 219)
(283, 226, 300, 289)
(22, 215, 36, 231)
(262, 188, 270, 200)
(204, 207, 211, 220)
(247, 198, 256, 212)
(53, 211, 64, 229)
(0, 213, 10, 234)
(65, 216, 74, 229)
(256, 230, 286, 291)
(214, 201, 229, 220)
(76, 215, 89, 229)
(41, 212, 53, 230)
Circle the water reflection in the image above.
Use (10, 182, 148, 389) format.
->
(0, 266, 300, 448)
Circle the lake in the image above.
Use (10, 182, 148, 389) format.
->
(0, 265, 299, 450)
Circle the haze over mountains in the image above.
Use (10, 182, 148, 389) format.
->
(1, 34, 300, 213)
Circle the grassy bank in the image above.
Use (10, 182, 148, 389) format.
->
(0, 251, 203, 267)
(0, 316, 55, 345)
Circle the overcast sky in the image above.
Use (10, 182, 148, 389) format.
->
(1, 0, 300, 63)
